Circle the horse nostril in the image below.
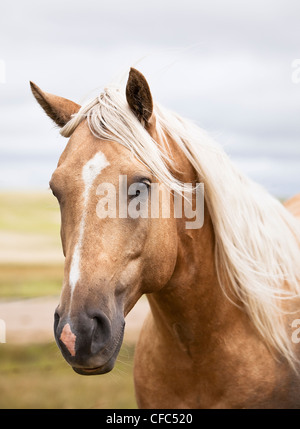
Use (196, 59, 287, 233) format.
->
(54, 309, 60, 335)
(90, 311, 112, 354)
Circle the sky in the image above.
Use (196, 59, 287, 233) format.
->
(0, 0, 300, 198)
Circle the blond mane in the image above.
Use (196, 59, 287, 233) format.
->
(61, 84, 300, 369)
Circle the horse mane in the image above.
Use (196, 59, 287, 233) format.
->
(60, 84, 300, 370)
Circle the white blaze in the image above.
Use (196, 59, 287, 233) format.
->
(69, 151, 110, 298)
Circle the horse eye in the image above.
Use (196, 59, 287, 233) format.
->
(135, 183, 150, 195)
(142, 179, 151, 189)
(128, 180, 151, 200)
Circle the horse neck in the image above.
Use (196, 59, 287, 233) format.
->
(147, 133, 242, 351)
(147, 206, 237, 349)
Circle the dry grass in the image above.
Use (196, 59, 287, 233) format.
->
(0, 342, 137, 409)
(0, 263, 63, 299)
(0, 192, 138, 409)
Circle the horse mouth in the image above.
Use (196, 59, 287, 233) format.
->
(71, 323, 125, 376)
(73, 364, 112, 375)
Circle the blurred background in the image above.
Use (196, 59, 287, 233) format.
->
(0, 0, 299, 408)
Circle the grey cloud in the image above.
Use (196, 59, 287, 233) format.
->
(0, 0, 299, 196)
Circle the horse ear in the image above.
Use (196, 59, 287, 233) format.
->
(30, 82, 81, 128)
(126, 68, 154, 128)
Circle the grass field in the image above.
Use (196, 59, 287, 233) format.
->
(0, 342, 136, 409)
(0, 191, 63, 298)
(0, 191, 61, 235)
(0, 263, 63, 299)
(0, 192, 138, 409)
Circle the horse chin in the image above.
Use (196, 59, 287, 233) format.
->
(72, 359, 115, 375)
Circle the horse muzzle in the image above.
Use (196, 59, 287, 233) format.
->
(54, 307, 125, 375)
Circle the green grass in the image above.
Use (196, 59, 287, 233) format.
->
(0, 192, 138, 409)
(0, 191, 60, 235)
(0, 191, 64, 298)
(0, 342, 137, 409)
(0, 264, 63, 299)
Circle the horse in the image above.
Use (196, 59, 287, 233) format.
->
(30, 68, 300, 408)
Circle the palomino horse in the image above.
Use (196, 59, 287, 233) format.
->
(30, 68, 300, 408)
